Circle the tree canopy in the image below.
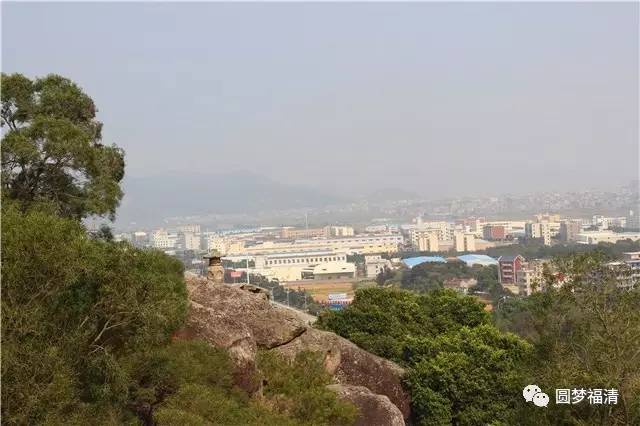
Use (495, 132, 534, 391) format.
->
(320, 254, 640, 425)
(318, 287, 531, 424)
(495, 254, 640, 425)
(1, 73, 125, 219)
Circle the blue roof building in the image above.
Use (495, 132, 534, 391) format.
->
(402, 256, 447, 268)
(457, 254, 498, 267)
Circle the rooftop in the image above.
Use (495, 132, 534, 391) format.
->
(313, 262, 356, 274)
(402, 256, 447, 268)
(498, 255, 523, 262)
(265, 250, 344, 258)
(457, 254, 498, 266)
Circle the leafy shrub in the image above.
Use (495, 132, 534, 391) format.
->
(258, 350, 359, 426)
(319, 287, 530, 425)
(1, 202, 187, 423)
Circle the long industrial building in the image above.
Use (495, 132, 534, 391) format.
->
(228, 234, 404, 256)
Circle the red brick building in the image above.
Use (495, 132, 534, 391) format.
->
(483, 225, 506, 241)
(498, 255, 525, 284)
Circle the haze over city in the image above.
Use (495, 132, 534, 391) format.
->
(3, 2, 638, 212)
(3, 2, 640, 425)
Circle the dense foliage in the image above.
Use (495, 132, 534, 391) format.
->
(377, 261, 507, 304)
(2, 202, 188, 424)
(495, 254, 640, 425)
(318, 287, 532, 424)
(400, 261, 472, 292)
(1, 171, 353, 426)
(1, 73, 125, 219)
(258, 351, 359, 425)
(323, 253, 640, 425)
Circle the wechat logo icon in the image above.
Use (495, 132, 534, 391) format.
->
(523, 384, 549, 407)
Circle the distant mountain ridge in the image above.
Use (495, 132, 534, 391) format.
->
(115, 172, 345, 226)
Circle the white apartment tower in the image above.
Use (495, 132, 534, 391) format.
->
(525, 222, 551, 246)
(417, 232, 439, 252)
(454, 232, 476, 252)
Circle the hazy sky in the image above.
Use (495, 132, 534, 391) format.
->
(2, 2, 638, 198)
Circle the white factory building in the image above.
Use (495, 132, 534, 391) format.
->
(229, 234, 404, 256)
(246, 250, 355, 282)
(577, 231, 640, 245)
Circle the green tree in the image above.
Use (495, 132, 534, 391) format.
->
(257, 351, 359, 426)
(375, 266, 394, 286)
(1, 73, 125, 219)
(319, 287, 531, 425)
(319, 287, 490, 362)
(1, 202, 188, 424)
(400, 261, 475, 293)
(126, 339, 304, 426)
(496, 253, 640, 425)
(404, 325, 532, 425)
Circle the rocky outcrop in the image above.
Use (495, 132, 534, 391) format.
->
(276, 327, 411, 418)
(327, 384, 405, 426)
(179, 276, 410, 423)
(187, 277, 307, 349)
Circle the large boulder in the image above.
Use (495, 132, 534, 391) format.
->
(327, 384, 405, 426)
(180, 276, 411, 420)
(181, 298, 261, 394)
(178, 277, 306, 395)
(276, 328, 411, 419)
(186, 276, 307, 348)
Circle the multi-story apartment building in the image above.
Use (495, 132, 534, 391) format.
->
(468, 218, 487, 238)
(206, 235, 227, 254)
(525, 222, 551, 246)
(607, 252, 640, 289)
(176, 224, 201, 234)
(623, 251, 640, 269)
(416, 232, 439, 252)
(485, 220, 527, 233)
(365, 224, 389, 233)
(364, 255, 392, 278)
(620, 252, 640, 288)
(151, 229, 176, 249)
(483, 225, 506, 241)
(453, 232, 476, 252)
(559, 220, 582, 242)
(408, 223, 450, 247)
(179, 232, 202, 251)
(324, 226, 355, 237)
(516, 259, 546, 296)
(498, 255, 525, 285)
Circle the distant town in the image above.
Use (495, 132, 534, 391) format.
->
(111, 182, 640, 308)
